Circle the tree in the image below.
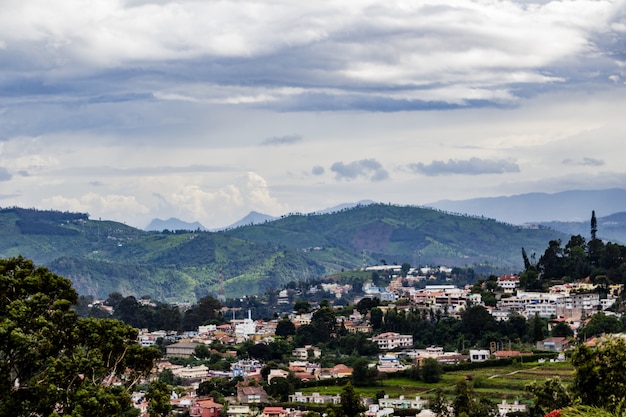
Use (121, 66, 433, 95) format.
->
(266, 376, 293, 402)
(0, 256, 160, 417)
(275, 319, 296, 337)
(429, 388, 452, 417)
(578, 312, 623, 339)
(526, 376, 572, 417)
(146, 380, 173, 417)
(421, 357, 443, 383)
(340, 383, 365, 417)
(571, 337, 626, 410)
(352, 358, 377, 387)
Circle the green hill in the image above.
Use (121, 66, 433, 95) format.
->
(0, 205, 567, 301)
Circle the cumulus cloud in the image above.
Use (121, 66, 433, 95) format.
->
(166, 172, 285, 227)
(43, 193, 150, 218)
(261, 134, 303, 146)
(409, 158, 520, 176)
(562, 157, 605, 166)
(331, 159, 389, 182)
(0, 167, 11, 181)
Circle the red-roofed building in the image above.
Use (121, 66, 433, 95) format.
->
(190, 397, 223, 417)
(262, 407, 288, 417)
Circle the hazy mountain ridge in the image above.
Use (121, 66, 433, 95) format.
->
(0, 204, 572, 301)
(428, 188, 626, 225)
(539, 211, 626, 244)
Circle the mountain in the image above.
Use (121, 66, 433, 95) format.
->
(219, 211, 277, 230)
(0, 204, 569, 301)
(427, 188, 626, 225)
(539, 212, 626, 244)
(145, 217, 207, 231)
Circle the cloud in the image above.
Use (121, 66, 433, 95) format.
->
(562, 157, 605, 166)
(165, 172, 285, 227)
(43, 193, 150, 218)
(408, 158, 520, 176)
(261, 134, 303, 146)
(331, 159, 389, 182)
(0, 167, 11, 181)
(311, 165, 325, 176)
(0, 0, 623, 112)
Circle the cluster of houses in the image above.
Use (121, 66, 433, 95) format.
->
(127, 271, 623, 417)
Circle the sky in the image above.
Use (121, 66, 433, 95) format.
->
(1, 0, 625, 229)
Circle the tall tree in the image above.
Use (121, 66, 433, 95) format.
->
(0, 256, 160, 417)
(340, 383, 365, 417)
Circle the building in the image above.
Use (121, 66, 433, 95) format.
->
(469, 349, 490, 362)
(166, 342, 200, 358)
(497, 400, 527, 416)
(190, 398, 223, 417)
(371, 332, 413, 350)
(227, 405, 252, 417)
(289, 392, 341, 405)
(378, 395, 428, 410)
(237, 386, 269, 404)
(536, 337, 571, 352)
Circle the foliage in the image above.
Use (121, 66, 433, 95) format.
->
(352, 358, 378, 387)
(0, 205, 569, 300)
(340, 383, 366, 417)
(525, 377, 572, 417)
(570, 337, 626, 411)
(421, 357, 443, 383)
(146, 380, 173, 417)
(0, 256, 160, 417)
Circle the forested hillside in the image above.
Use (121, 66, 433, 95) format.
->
(0, 205, 567, 301)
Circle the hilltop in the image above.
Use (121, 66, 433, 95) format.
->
(0, 204, 568, 301)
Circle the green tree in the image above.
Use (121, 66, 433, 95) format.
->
(525, 376, 572, 417)
(571, 337, 626, 410)
(0, 256, 160, 417)
(340, 382, 365, 417)
(429, 388, 451, 417)
(146, 380, 173, 417)
(420, 357, 443, 383)
(275, 319, 296, 337)
(578, 312, 623, 339)
(266, 377, 293, 402)
(352, 358, 377, 387)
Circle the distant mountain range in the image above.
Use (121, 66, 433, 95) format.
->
(427, 188, 626, 225)
(0, 204, 570, 301)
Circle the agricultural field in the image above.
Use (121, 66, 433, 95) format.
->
(298, 360, 575, 406)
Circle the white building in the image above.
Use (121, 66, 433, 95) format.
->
(469, 349, 490, 362)
(371, 332, 413, 350)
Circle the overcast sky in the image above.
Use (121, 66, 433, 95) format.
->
(1, 0, 625, 229)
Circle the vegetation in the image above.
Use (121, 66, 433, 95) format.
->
(0, 204, 567, 300)
(0, 256, 162, 416)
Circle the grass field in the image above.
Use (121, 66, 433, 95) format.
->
(298, 360, 575, 405)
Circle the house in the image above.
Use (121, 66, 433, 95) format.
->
(190, 398, 223, 417)
(289, 392, 341, 405)
(536, 337, 571, 352)
(166, 342, 200, 358)
(497, 400, 527, 416)
(331, 364, 353, 378)
(237, 386, 269, 404)
(469, 349, 490, 362)
(378, 395, 428, 410)
(227, 405, 252, 417)
(267, 369, 289, 383)
(371, 332, 413, 350)
(174, 364, 209, 379)
(292, 345, 321, 360)
(261, 407, 288, 417)
(363, 404, 394, 417)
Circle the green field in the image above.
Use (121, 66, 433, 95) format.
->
(298, 361, 574, 405)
